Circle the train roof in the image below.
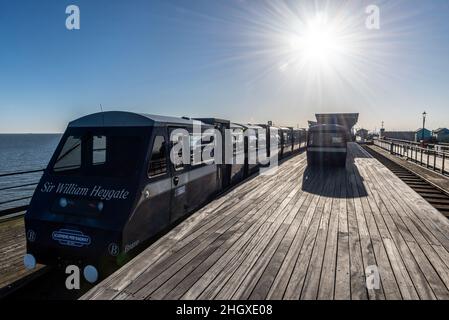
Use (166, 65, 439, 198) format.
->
(194, 118, 230, 126)
(308, 123, 348, 132)
(240, 124, 263, 130)
(315, 113, 359, 131)
(68, 111, 211, 128)
(230, 123, 245, 129)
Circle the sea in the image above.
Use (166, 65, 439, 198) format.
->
(0, 134, 62, 211)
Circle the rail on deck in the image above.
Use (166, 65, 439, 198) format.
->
(0, 168, 44, 217)
(374, 139, 448, 176)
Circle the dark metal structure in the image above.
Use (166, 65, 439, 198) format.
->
(306, 124, 350, 167)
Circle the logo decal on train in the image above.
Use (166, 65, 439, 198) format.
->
(52, 229, 91, 247)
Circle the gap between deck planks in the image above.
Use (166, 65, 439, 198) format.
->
(82, 143, 449, 300)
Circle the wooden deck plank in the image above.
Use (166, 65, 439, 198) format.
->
(316, 169, 342, 300)
(157, 180, 303, 300)
(180, 167, 306, 300)
(350, 148, 403, 300)
(355, 148, 429, 299)
(301, 168, 340, 299)
(247, 184, 317, 299)
(86, 159, 305, 300)
(283, 172, 334, 299)
(0, 216, 45, 289)
(334, 165, 351, 300)
(82, 144, 449, 300)
(265, 171, 326, 299)
(346, 173, 369, 300)
(196, 167, 306, 300)
(358, 147, 448, 299)
(232, 179, 316, 300)
(126, 163, 305, 299)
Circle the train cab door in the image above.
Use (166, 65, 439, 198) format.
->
(139, 128, 172, 237)
(168, 126, 190, 223)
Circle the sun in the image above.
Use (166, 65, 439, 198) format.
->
(288, 13, 348, 69)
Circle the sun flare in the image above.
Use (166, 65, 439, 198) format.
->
(287, 13, 349, 70)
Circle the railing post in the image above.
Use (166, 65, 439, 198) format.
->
(443, 152, 446, 175)
(420, 148, 423, 165)
(427, 148, 430, 168)
(390, 142, 394, 154)
(434, 150, 437, 171)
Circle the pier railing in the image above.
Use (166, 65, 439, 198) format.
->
(374, 139, 449, 176)
(0, 168, 44, 218)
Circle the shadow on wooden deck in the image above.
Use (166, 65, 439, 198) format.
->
(301, 163, 368, 198)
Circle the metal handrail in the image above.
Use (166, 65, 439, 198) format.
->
(383, 137, 420, 146)
(0, 182, 39, 192)
(0, 205, 28, 218)
(376, 138, 449, 155)
(0, 168, 45, 218)
(382, 137, 449, 152)
(374, 139, 448, 176)
(0, 196, 33, 206)
(0, 168, 44, 178)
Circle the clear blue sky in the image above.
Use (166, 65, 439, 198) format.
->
(1, 0, 449, 133)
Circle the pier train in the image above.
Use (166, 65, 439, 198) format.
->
(306, 123, 350, 167)
(23, 111, 307, 281)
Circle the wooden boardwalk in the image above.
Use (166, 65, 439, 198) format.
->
(0, 215, 44, 290)
(82, 143, 449, 300)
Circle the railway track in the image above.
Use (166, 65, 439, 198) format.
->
(363, 145, 449, 218)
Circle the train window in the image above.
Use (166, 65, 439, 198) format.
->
(332, 136, 344, 144)
(190, 133, 203, 166)
(189, 132, 216, 166)
(171, 133, 186, 171)
(54, 136, 82, 172)
(232, 130, 244, 157)
(93, 136, 106, 165)
(308, 132, 346, 147)
(148, 136, 167, 178)
(52, 132, 144, 177)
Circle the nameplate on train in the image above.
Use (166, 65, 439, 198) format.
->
(175, 185, 186, 197)
(40, 182, 130, 201)
(52, 229, 91, 247)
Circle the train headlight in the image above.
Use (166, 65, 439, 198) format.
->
(59, 197, 68, 208)
(83, 265, 98, 283)
(23, 254, 36, 270)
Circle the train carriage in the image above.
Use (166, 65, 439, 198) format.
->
(24, 112, 221, 277)
(306, 124, 349, 167)
(280, 127, 294, 157)
(292, 128, 307, 152)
